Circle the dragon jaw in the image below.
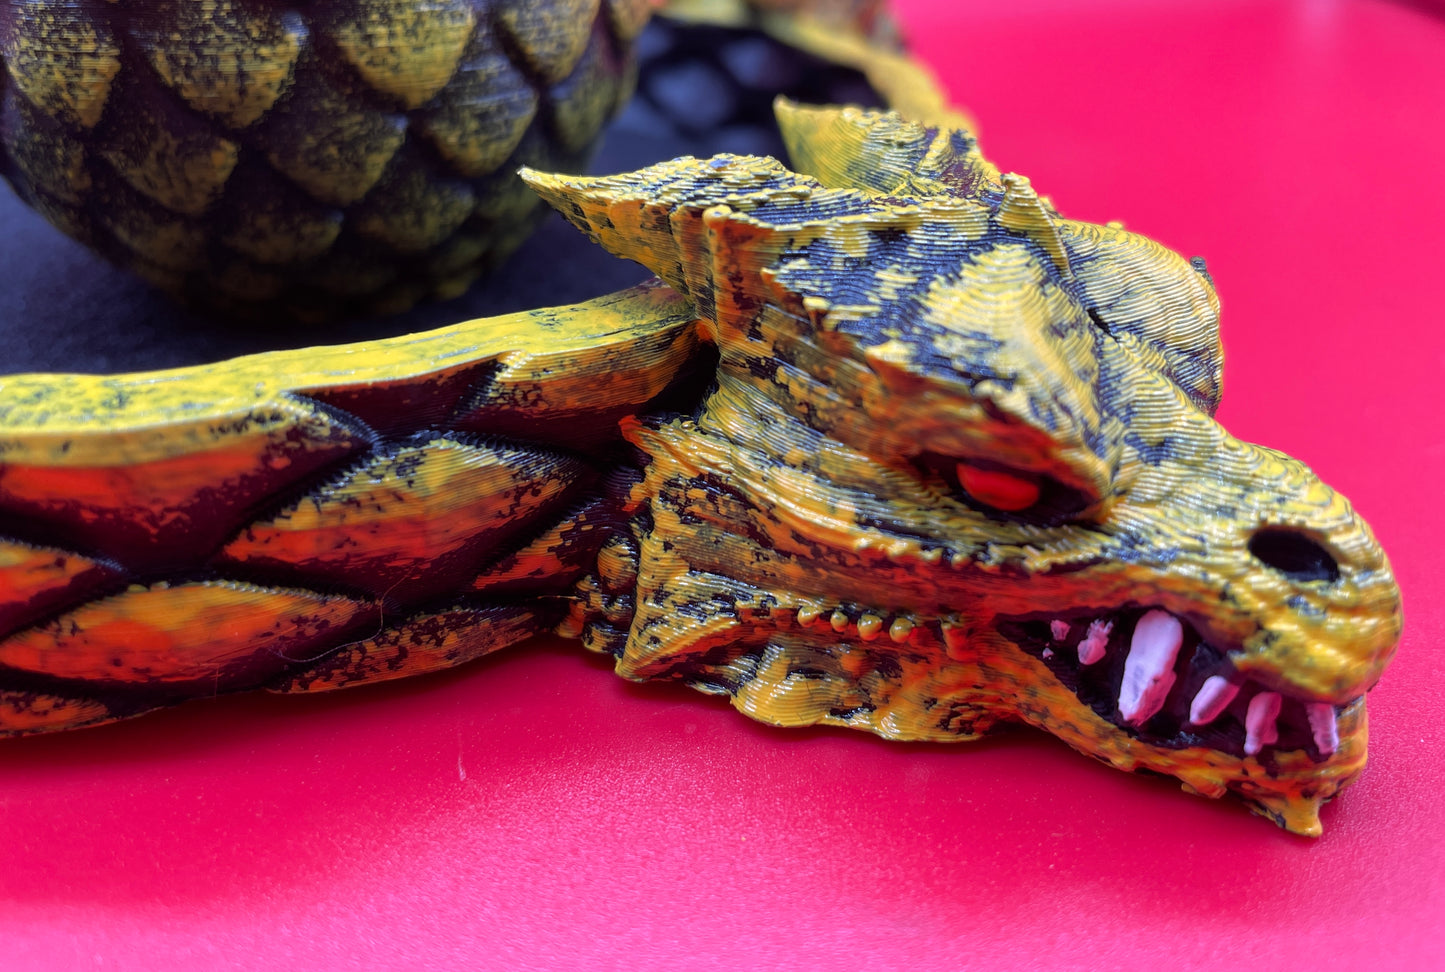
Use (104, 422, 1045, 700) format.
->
(529, 103, 1402, 834)
(613, 367, 1394, 836)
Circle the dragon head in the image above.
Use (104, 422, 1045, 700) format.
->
(523, 103, 1401, 834)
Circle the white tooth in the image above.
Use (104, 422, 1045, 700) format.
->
(1077, 618, 1113, 665)
(1042, 647, 1054, 659)
(1307, 702, 1339, 756)
(1244, 691, 1282, 756)
(1117, 610, 1183, 724)
(1050, 619, 1070, 641)
(1189, 675, 1240, 725)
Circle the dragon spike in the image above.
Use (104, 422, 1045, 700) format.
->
(775, 98, 1002, 200)
(520, 164, 701, 300)
(996, 174, 1072, 278)
(777, 104, 1073, 279)
(522, 158, 885, 326)
(776, 99, 935, 195)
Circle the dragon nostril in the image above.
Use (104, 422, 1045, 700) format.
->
(1248, 529, 1340, 583)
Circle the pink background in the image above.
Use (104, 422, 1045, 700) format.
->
(2, 1, 1443, 968)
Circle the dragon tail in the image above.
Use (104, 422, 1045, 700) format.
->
(0, 283, 701, 734)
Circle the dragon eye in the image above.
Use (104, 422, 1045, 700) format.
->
(914, 453, 1088, 523)
(955, 462, 1040, 511)
(1248, 528, 1340, 583)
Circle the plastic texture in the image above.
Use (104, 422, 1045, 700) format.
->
(0, 0, 1442, 968)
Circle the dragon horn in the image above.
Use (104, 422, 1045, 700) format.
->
(522, 157, 864, 325)
(774, 98, 924, 194)
(521, 162, 702, 301)
(775, 98, 1002, 199)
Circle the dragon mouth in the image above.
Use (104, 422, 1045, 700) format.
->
(1002, 609, 1347, 763)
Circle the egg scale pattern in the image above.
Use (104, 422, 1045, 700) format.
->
(0, 0, 650, 318)
(616, 15, 882, 159)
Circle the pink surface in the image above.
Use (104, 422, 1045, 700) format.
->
(3, 1, 1444, 968)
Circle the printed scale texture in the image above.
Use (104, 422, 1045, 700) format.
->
(0, 92, 1402, 834)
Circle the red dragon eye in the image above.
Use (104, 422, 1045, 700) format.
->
(955, 463, 1040, 511)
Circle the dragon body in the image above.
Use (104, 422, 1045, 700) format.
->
(0, 104, 1401, 835)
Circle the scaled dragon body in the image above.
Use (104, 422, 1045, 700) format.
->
(0, 104, 1401, 835)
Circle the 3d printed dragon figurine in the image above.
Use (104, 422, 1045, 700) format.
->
(0, 100, 1401, 835)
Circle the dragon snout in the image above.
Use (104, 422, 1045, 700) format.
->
(1247, 527, 1340, 583)
(1223, 495, 1402, 706)
(1083, 440, 1406, 748)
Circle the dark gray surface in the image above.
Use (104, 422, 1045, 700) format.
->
(0, 199, 654, 376)
(0, 138, 664, 375)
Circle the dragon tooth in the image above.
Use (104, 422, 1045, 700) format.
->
(1117, 610, 1182, 724)
(956, 462, 1040, 511)
(1244, 691, 1282, 756)
(796, 605, 823, 627)
(857, 614, 883, 640)
(1077, 618, 1113, 665)
(1050, 619, 1069, 641)
(1307, 702, 1339, 757)
(830, 610, 849, 632)
(1188, 675, 1240, 725)
(940, 621, 968, 652)
(888, 618, 913, 643)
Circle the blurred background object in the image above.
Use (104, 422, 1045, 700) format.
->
(0, 0, 936, 369)
(0, 0, 932, 328)
(0, 0, 653, 320)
